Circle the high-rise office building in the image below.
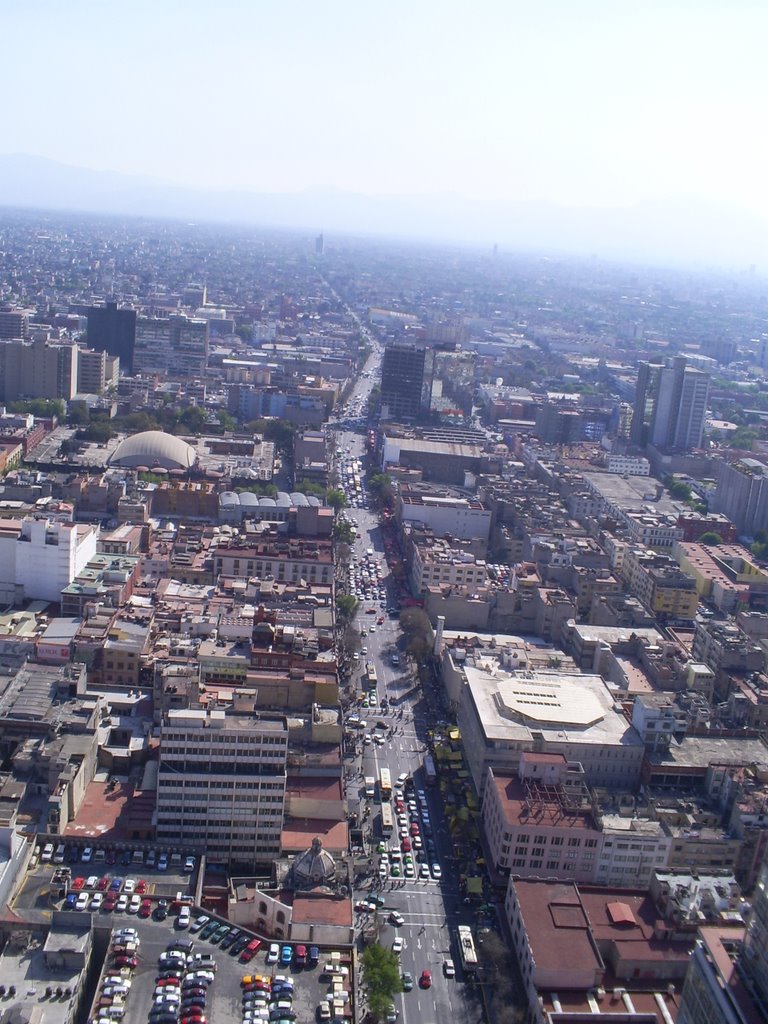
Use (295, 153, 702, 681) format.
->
(0, 337, 79, 402)
(155, 706, 288, 867)
(86, 300, 137, 374)
(631, 356, 710, 451)
(133, 314, 209, 378)
(0, 307, 30, 341)
(380, 342, 434, 421)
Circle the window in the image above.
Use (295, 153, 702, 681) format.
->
(568, 837, 581, 847)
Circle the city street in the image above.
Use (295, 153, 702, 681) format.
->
(332, 368, 482, 1024)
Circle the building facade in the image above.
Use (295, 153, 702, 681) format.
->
(156, 707, 288, 866)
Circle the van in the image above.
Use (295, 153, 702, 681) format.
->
(41, 843, 54, 863)
(53, 843, 66, 864)
(131, 850, 144, 865)
(189, 953, 217, 971)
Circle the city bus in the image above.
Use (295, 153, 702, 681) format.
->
(366, 661, 378, 687)
(379, 768, 392, 800)
(424, 754, 437, 787)
(457, 925, 478, 976)
(380, 802, 394, 837)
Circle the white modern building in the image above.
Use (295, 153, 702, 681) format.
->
(398, 491, 492, 542)
(0, 517, 99, 604)
(156, 706, 288, 866)
(606, 454, 650, 476)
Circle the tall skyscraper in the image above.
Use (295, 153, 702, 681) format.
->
(380, 342, 434, 420)
(630, 356, 710, 451)
(86, 300, 137, 374)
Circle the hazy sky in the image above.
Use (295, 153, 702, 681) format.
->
(3, 0, 768, 213)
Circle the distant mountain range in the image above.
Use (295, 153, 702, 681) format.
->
(0, 152, 766, 268)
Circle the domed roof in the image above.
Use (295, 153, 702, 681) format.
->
(293, 837, 336, 888)
(238, 491, 259, 506)
(110, 431, 196, 471)
(290, 492, 309, 506)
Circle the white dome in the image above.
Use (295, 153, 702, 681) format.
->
(110, 431, 196, 471)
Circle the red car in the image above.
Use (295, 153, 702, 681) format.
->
(239, 939, 262, 963)
(366, 607, 376, 614)
(114, 956, 138, 969)
(401, 838, 411, 853)
(420, 970, 432, 989)
(138, 899, 152, 918)
(104, 892, 118, 911)
(71, 877, 86, 891)
(98, 875, 111, 890)
(377, 617, 384, 624)
(409, 823, 420, 836)
(136, 879, 148, 894)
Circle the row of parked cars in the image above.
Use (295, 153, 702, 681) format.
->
(41, 840, 196, 873)
(151, 940, 214, 1024)
(241, 973, 296, 1024)
(189, 912, 318, 969)
(96, 928, 142, 1020)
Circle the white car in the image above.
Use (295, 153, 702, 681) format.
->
(128, 894, 141, 914)
(122, 878, 136, 894)
(115, 894, 128, 912)
(431, 864, 442, 880)
(392, 937, 404, 954)
(444, 958, 456, 977)
(75, 891, 89, 911)
(91, 892, 104, 911)
(267, 943, 280, 964)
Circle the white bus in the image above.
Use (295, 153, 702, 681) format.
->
(379, 768, 392, 800)
(457, 925, 478, 975)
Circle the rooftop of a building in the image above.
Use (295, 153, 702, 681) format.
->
(489, 772, 597, 830)
(463, 665, 644, 749)
(646, 734, 768, 771)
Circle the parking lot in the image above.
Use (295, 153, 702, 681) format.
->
(92, 914, 345, 1024)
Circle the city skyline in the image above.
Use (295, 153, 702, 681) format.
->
(2, 1, 768, 264)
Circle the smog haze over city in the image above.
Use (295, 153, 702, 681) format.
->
(2, 0, 768, 265)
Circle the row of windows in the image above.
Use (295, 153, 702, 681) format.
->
(162, 732, 286, 744)
(511, 834, 597, 848)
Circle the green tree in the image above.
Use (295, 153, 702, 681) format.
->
(326, 488, 347, 512)
(79, 420, 115, 443)
(361, 943, 403, 1021)
(333, 520, 355, 544)
(729, 427, 759, 450)
(664, 475, 693, 502)
(262, 418, 296, 457)
(9, 398, 65, 419)
(698, 532, 723, 545)
(295, 479, 326, 497)
(336, 595, 359, 621)
(368, 472, 394, 509)
(67, 400, 90, 426)
(217, 411, 237, 433)
(399, 607, 434, 662)
(178, 406, 207, 434)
